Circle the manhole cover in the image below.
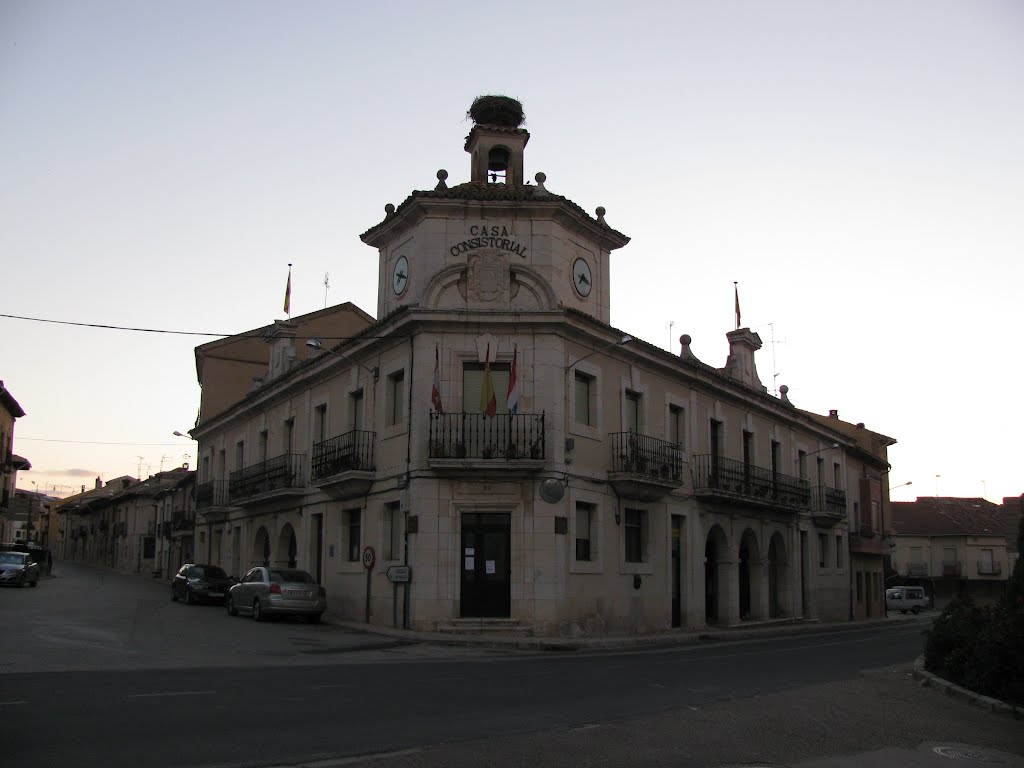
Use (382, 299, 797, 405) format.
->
(933, 746, 1007, 763)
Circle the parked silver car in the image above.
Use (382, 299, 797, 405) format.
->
(226, 566, 326, 623)
(0, 551, 40, 587)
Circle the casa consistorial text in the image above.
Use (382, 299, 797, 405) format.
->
(449, 224, 528, 258)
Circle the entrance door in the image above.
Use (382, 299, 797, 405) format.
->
(460, 513, 511, 618)
(671, 515, 682, 628)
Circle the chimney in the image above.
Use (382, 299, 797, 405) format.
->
(94, 476, 102, 489)
(829, 410, 839, 419)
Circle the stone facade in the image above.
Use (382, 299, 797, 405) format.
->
(190, 99, 896, 635)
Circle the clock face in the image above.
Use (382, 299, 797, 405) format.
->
(392, 255, 409, 295)
(573, 257, 592, 297)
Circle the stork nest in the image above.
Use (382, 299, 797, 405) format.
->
(468, 95, 525, 128)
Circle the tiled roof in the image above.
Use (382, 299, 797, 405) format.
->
(891, 497, 1022, 546)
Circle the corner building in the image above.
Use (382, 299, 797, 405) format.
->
(193, 98, 880, 635)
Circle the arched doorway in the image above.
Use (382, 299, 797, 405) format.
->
(704, 525, 728, 624)
(278, 523, 297, 568)
(738, 528, 762, 621)
(768, 532, 787, 619)
(253, 526, 270, 568)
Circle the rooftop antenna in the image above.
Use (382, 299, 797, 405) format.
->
(323, 272, 330, 308)
(159, 454, 171, 472)
(136, 456, 145, 478)
(667, 320, 675, 354)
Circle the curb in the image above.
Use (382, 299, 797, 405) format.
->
(912, 656, 1023, 719)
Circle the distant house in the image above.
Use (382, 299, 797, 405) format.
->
(889, 496, 1023, 607)
(0, 380, 29, 538)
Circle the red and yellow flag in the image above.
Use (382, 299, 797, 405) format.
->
(480, 344, 496, 418)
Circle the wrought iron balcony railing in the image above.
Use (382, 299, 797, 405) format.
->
(311, 430, 376, 480)
(609, 431, 683, 481)
(942, 562, 962, 577)
(228, 453, 305, 503)
(810, 486, 847, 516)
(429, 412, 545, 460)
(905, 562, 929, 577)
(691, 454, 810, 509)
(172, 513, 192, 532)
(977, 561, 1002, 576)
(195, 479, 229, 510)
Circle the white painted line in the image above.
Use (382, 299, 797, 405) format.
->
(305, 748, 423, 766)
(126, 690, 215, 699)
(0, 700, 29, 706)
(305, 683, 354, 690)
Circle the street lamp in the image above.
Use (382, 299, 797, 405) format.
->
(565, 335, 632, 370)
(889, 480, 912, 494)
(172, 431, 194, 439)
(306, 338, 379, 380)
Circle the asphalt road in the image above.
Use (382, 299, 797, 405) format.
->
(2, 561, 1021, 768)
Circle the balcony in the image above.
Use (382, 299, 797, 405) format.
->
(810, 486, 847, 526)
(172, 514, 193, 534)
(977, 561, 1002, 576)
(228, 453, 305, 508)
(942, 562, 962, 578)
(311, 430, 376, 500)
(428, 412, 545, 475)
(607, 431, 683, 501)
(195, 480, 229, 510)
(905, 562, 929, 577)
(691, 454, 810, 513)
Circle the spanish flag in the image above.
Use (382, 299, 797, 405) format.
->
(284, 264, 293, 316)
(734, 281, 741, 329)
(431, 345, 444, 414)
(480, 344, 496, 418)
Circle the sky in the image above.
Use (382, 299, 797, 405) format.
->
(2, 0, 1021, 502)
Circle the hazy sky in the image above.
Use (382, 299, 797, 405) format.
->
(2, 1, 1021, 502)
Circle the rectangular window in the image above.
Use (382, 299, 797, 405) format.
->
(836, 535, 843, 568)
(574, 371, 593, 426)
(910, 546, 923, 563)
(668, 404, 684, 449)
(818, 533, 828, 568)
(833, 461, 841, 488)
(351, 390, 364, 432)
(856, 571, 864, 602)
(284, 418, 294, 454)
(625, 390, 641, 433)
(234, 441, 245, 471)
(771, 440, 781, 477)
(575, 502, 595, 561)
(624, 508, 646, 563)
(943, 546, 956, 565)
(742, 430, 754, 468)
(816, 457, 824, 486)
(462, 362, 511, 414)
(797, 450, 807, 480)
(383, 501, 401, 561)
(710, 419, 722, 457)
(853, 501, 860, 529)
(202, 455, 210, 483)
(314, 404, 328, 443)
(259, 430, 268, 462)
(386, 372, 404, 427)
(345, 508, 361, 561)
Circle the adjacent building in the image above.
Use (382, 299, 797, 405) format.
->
(190, 97, 898, 636)
(0, 380, 29, 537)
(890, 496, 1023, 607)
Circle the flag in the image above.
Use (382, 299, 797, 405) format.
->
(431, 346, 444, 413)
(480, 344, 496, 418)
(505, 346, 519, 415)
(733, 281, 741, 329)
(284, 264, 293, 315)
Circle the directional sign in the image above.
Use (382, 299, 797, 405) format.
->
(386, 565, 412, 583)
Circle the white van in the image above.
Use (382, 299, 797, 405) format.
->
(886, 586, 929, 614)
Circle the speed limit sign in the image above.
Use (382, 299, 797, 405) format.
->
(362, 546, 376, 570)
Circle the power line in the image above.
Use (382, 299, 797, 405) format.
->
(16, 437, 192, 446)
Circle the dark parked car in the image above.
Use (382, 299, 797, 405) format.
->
(0, 550, 40, 587)
(0, 542, 51, 576)
(171, 563, 234, 605)
(227, 566, 326, 623)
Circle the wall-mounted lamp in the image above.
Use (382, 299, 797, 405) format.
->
(306, 338, 379, 381)
(565, 335, 632, 371)
(172, 431, 195, 439)
(889, 480, 912, 493)
(614, 507, 621, 525)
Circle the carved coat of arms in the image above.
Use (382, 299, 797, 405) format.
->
(467, 253, 508, 303)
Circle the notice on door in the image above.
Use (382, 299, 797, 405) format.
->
(486, 560, 496, 575)
(464, 557, 474, 570)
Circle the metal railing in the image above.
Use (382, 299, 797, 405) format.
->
(195, 479, 228, 510)
(905, 562, 929, 577)
(429, 412, 545, 460)
(810, 486, 847, 516)
(942, 562, 962, 577)
(609, 431, 683, 481)
(691, 454, 810, 509)
(977, 561, 1002, 576)
(311, 430, 376, 480)
(228, 453, 305, 503)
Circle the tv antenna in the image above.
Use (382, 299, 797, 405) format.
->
(323, 272, 330, 308)
(667, 320, 675, 354)
(136, 456, 145, 478)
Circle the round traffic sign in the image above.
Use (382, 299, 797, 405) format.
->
(362, 545, 376, 570)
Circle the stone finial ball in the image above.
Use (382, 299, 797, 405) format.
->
(596, 206, 606, 217)
(680, 334, 691, 346)
(779, 385, 789, 395)
(385, 203, 395, 215)
(535, 172, 546, 183)
(437, 169, 448, 181)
